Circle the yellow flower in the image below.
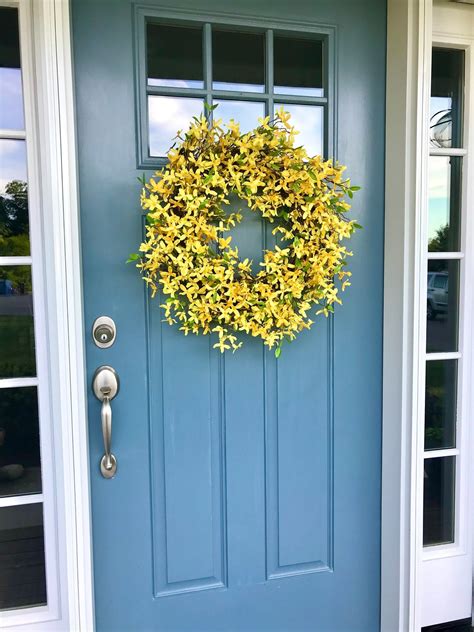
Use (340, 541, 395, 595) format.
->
(135, 109, 359, 353)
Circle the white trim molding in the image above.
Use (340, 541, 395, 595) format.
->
(382, 1, 432, 631)
(1, 0, 94, 630)
(31, 0, 95, 629)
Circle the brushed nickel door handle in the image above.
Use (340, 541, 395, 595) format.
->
(92, 365, 120, 479)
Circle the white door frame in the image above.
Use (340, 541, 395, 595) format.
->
(1, 0, 93, 630)
(7, 0, 446, 630)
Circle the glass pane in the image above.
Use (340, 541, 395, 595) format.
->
(0, 7, 24, 131)
(147, 23, 203, 89)
(279, 104, 323, 157)
(148, 95, 203, 157)
(430, 48, 464, 148)
(0, 387, 41, 498)
(427, 259, 459, 353)
(428, 156, 461, 252)
(423, 456, 455, 546)
(0, 266, 35, 378)
(212, 29, 264, 93)
(0, 141, 29, 257)
(0, 503, 46, 609)
(274, 35, 323, 96)
(425, 360, 457, 450)
(214, 100, 264, 133)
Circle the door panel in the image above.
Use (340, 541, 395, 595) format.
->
(72, 1, 386, 630)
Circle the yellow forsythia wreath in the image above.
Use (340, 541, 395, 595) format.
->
(132, 108, 360, 354)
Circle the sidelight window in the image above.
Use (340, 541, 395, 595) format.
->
(423, 47, 466, 548)
(0, 5, 46, 612)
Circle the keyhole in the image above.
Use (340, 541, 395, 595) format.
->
(92, 317, 116, 348)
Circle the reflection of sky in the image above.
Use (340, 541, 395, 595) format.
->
(428, 156, 450, 240)
(0, 139, 27, 193)
(213, 81, 264, 93)
(430, 96, 452, 148)
(0, 68, 24, 130)
(147, 78, 203, 89)
(280, 104, 323, 156)
(148, 95, 204, 156)
(430, 96, 451, 120)
(214, 100, 264, 132)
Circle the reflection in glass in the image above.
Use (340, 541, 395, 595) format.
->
(425, 360, 457, 451)
(0, 139, 27, 194)
(213, 29, 264, 93)
(279, 104, 323, 157)
(423, 456, 455, 546)
(147, 23, 203, 89)
(430, 48, 464, 148)
(0, 387, 41, 498)
(0, 266, 35, 378)
(427, 259, 459, 353)
(0, 144, 30, 256)
(274, 35, 323, 96)
(148, 95, 203, 157)
(0, 503, 46, 609)
(0, 7, 24, 131)
(214, 100, 264, 133)
(428, 156, 461, 252)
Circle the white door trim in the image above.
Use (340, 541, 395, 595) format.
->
(33, 0, 95, 628)
(382, 1, 432, 631)
(21, 0, 435, 631)
(1, 0, 96, 630)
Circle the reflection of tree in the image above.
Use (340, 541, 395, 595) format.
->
(428, 223, 449, 253)
(0, 180, 31, 292)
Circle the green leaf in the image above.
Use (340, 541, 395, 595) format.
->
(350, 185, 361, 191)
(352, 222, 363, 230)
(137, 172, 146, 186)
(347, 189, 353, 199)
(126, 253, 140, 264)
(275, 346, 282, 358)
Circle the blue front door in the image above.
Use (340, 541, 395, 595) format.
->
(73, 1, 385, 630)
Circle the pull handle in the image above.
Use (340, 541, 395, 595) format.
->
(92, 366, 120, 478)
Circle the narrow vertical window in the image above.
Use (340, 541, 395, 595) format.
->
(0, 6, 47, 609)
(423, 48, 465, 547)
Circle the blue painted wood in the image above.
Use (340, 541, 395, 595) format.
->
(72, 0, 386, 630)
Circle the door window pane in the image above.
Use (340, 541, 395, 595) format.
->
(274, 35, 323, 96)
(0, 503, 46, 609)
(0, 8, 24, 131)
(148, 95, 203, 157)
(0, 266, 35, 378)
(214, 100, 264, 133)
(278, 104, 323, 156)
(427, 259, 459, 353)
(0, 387, 41, 497)
(428, 156, 461, 252)
(212, 29, 264, 93)
(425, 360, 457, 451)
(430, 49, 464, 149)
(147, 23, 203, 89)
(423, 456, 455, 546)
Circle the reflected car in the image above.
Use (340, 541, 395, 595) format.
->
(0, 279, 14, 295)
(427, 271, 448, 320)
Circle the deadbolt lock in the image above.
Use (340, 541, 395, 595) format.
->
(92, 316, 116, 348)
